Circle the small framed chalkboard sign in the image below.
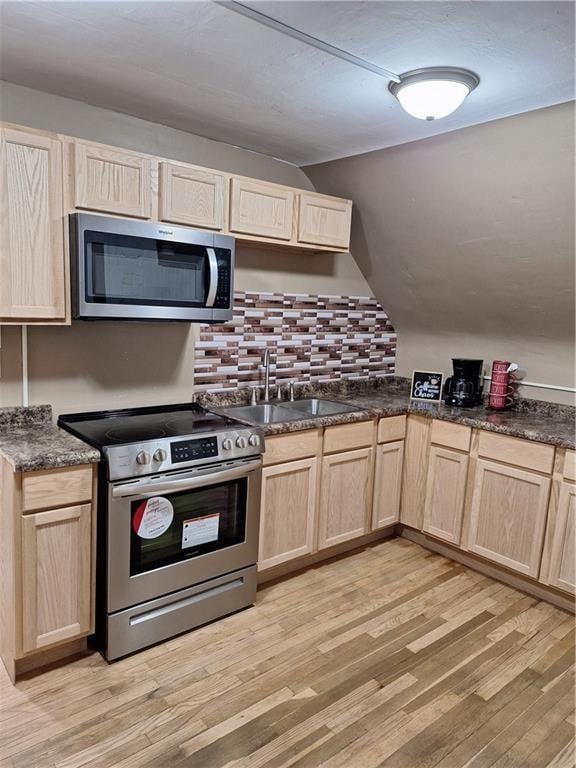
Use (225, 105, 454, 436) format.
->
(410, 371, 444, 402)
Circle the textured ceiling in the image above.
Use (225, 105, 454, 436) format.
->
(0, 1, 574, 164)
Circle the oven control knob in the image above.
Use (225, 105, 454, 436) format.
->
(136, 450, 151, 465)
(236, 436, 248, 449)
(153, 448, 167, 462)
(249, 434, 260, 447)
(222, 438, 233, 451)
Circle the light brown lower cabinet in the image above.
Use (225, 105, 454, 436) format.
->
(422, 446, 469, 545)
(21, 504, 93, 653)
(372, 440, 404, 529)
(467, 459, 551, 577)
(545, 481, 576, 594)
(258, 458, 318, 571)
(318, 447, 373, 549)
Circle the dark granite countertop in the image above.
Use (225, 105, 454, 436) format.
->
(0, 405, 100, 472)
(199, 378, 575, 449)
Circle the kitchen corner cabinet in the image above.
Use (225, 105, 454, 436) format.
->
(372, 441, 404, 528)
(258, 458, 318, 570)
(467, 459, 551, 577)
(229, 177, 295, 240)
(422, 447, 469, 545)
(298, 192, 352, 250)
(0, 127, 68, 323)
(0, 458, 96, 682)
(318, 447, 373, 549)
(73, 141, 151, 218)
(159, 162, 226, 230)
(545, 481, 576, 594)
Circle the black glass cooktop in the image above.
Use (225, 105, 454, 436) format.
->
(58, 403, 236, 448)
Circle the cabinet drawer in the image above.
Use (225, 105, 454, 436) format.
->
(477, 431, 554, 474)
(377, 415, 406, 444)
(263, 430, 320, 467)
(323, 421, 375, 453)
(564, 450, 576, 482)
(22, 465, 93, 513)
(430, 419, 471, 452)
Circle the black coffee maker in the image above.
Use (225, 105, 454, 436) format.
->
(443, 359, 484, 407)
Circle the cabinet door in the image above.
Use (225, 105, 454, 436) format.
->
(319, 448, 373, 549)
(297, 192, 352, 249)
(400, 415, 431, 529)
(372, 440, 404, 529)
(422, 447, 469, 544)
(0, 128, 66, 322)
(159, 162, 226, 230)
(74, 142, 151, 218)
(229, 178, 294, 240)
(21, 504, 92, 653)
(467, 460, 551, 577)
(258, 458, 318, 571)
(546, 482, 576, 594)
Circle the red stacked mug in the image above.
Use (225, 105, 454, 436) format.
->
(489, 360, 515, 410)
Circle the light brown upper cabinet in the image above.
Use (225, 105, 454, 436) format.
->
(0, 127, 67, 323)
(422, 446, 469, 545)
(467, 459, 551, 577)
(258, 458, 318, 571)
(297, 192, 352, 250)
(159, 162, 226, 230)
(318, 447, 373, 549)
(73, 142, 151, 219)
(229, 177, 294, 240)
(545, 481, 575, 594)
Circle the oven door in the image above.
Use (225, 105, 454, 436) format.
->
(71, 214, 234, 322)
(107, 458, 261, 613)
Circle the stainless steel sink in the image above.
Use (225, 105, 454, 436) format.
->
(221, 403, 296, 425)
(220, 398, 361, 425)
(283, 398, 360, 417)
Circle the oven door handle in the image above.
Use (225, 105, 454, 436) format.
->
(205, 247, 218, 308)
(112, 460, 261, 499)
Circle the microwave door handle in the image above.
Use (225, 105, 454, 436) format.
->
(205, 247, 218, 308)
(111, 460, 261, 499)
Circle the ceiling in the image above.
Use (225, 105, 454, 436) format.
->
(0, 1, 573, 165)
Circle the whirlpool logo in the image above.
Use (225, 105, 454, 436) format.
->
(158, 229, 174, 236)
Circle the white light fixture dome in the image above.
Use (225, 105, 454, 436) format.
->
(389, 67, 479, 121)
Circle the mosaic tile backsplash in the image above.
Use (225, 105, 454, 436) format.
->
(193, 291, 397, 392)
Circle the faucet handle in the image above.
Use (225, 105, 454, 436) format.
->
(250, 386, 258, 406)
(289, 381, 296, 401)
(275, 384, 284, 401)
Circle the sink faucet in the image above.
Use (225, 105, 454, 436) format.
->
(262, 348, 271, 402)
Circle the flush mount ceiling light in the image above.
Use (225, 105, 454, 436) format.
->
(388, 67, 480, 121)
(217, 3, 480, 121)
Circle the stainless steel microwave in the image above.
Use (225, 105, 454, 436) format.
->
(70, 214, 234, 322)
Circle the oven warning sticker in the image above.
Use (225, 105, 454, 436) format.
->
(182, 513, 220, 549)
(133, 497, 174, 539)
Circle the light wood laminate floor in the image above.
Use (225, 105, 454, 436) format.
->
(0, 538, 574, 768)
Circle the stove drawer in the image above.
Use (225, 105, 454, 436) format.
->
(104, 565, 256, 660)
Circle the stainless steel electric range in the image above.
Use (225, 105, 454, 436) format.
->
(59, 403, 263, 660)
